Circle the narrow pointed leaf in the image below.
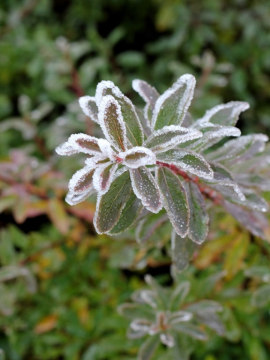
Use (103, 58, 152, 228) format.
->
(173, 323, 208, 340)
(78, 96, 98, 123)
(157, 149, 213, 180)
(224, 200, 270, 240)
(152, 74, 196, 130)
(198, 101, 249, 126)
(109, 193, 142, 234)
(171, 231, 197, 271)
(68, 166, 95, 194)
(96, 80, 144, 146)
(157, 167, 189, 236)
(184, 181, 209, 244)
(144, 125, 202, 153)
(132, 79, 159, 109)
(251, 284, 270, 308)
(94, 171, 132, 233)
(138, 335, 159, 360)
(56, 133, 102, 156)
(136, 211, 168, 244)
(130, 167, 162, 213)
(207, 134, 268, 163)
(170, 281, 191, 310)
(93, 163, 118, 194)
(98, 95, 127, 151)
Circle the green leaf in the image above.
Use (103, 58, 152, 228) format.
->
(173, 323, 208, 340)
(132, 79, 159, 110)
(224, 200, 270, 240)
(96, 81, 144, 146)
(153, 74, 195, 130)
(157, 167, 189, 236)
(157, 149, 213, 180)
(99, 95, 127, 151)
(170, 281, 191, 310)
(198, 101, 249, 126)
(171, 232, 197, 272)
(144, 125, 202, 153)
(251, 284, 270, 308)
(130, 167, 162, 213)
(184, 182, 209, 244)
(109, 193, 142, 234)
(94, 171, 132, 233)
(138, 335, 159, 360)
(136, 211, 168, 244)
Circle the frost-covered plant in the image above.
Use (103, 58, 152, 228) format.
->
(118, 275, 224, 359)
(56, 74, 270, 254)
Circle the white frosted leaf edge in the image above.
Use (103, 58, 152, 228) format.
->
(198, 101, 250, 125)
(152, 74, 196, 129)
(98, 95, 127, 152)
(68, 165, 95, 194)
(145, 125, 202, 153)
(132, 79, 159, 108)
(93, 163, 118, 195)
(78, 96, 98, 123)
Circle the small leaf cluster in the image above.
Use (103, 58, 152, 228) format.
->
(119, 275, 224, 360)
(56, 75, 270, 248)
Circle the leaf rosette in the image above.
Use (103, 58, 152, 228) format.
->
(56, 74, 270, 262)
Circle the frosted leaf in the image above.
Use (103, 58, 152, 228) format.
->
(132, 79, 159, 109)
(94, 171, 132, 233)
(152, 74, 196, 130)
(109, 193, 143, 234)
(144, 125, 202, 153)
(96, 80, 144, 147)
(157, 167, 189, 237)
(95, 80, 122, 106)
(236, 189, 269, 212)
(173, 323, 208, 340)
(188, 125, 241, 152)
(198, 101, 250, 126)
(68, 166, 95, 194)
(207, 134, 268, 163)
(78, 96, 98, 123)
(55, 141, 80, 156)
(207, 163, 245, 201)
(169, 311, 193, 324)
(120, 147, 156, 169)
(183, 181, 209, 244)
(157, 149, 213, 180)
(169, 281, 190, 310)
(136, 211, 168, 244)
(130, 319, 152, 334)
(224, 201, 270, 240)
(186, 300, 223, 314)
(65, 188, 94, 206)
(130, 167, 162, 213)
(181, 112, 194, 128)
(132, 289, 158, 308)
(171, 232, 197, 272)
(67, 133, 102, 155)
(138, 335, 159, 360)
(98, 95, 127, 151)
(234, 174, 270, 192)
(93, 162, 118, 195)
(160, 333, 174, 348)
(251, 284, 270, 308)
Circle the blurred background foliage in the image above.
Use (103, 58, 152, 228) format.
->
(0, 0, 270, 359)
